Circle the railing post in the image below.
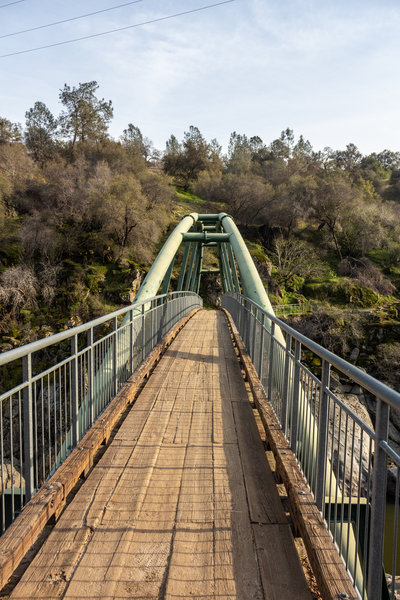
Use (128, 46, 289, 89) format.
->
(267, 322, 276, 402)
(71, 335, 79, 446)
(22, 354, 34, 503)
(129, 309, 133, 376)
(290, 340, 301, 454)
(112, 317, 118, 397)
(257, 313, 265, 381)
(141, 303, 145, 362)
(281, 333, 292, 437)
(251, 309, 257, 363)
(367, 398, 389, 600)
(315, 359, 330, 510)
(87, 328, 94, 425)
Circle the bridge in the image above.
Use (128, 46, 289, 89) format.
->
(0, 213, 399, 600)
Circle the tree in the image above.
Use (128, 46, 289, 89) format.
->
(59, 81, 113, 149)
(120, 123, 153, 165)
(0, 117, 22, 144)
(25, 101, 58, 164)
(163, 126, 212, 190)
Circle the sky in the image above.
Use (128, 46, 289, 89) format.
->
(0, 0, 400, 155)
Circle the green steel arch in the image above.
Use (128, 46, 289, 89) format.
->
(133, 212, 279, 322)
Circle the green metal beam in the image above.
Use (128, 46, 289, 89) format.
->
(219, 213, 279, 326)
(161, 256, 174, 294)
(227, 243, 241, 293)
(177, 242, 191, 291)
(182, 233, 230, 242)
(220, 243, 234, 292)
(133, 213, 198, 304)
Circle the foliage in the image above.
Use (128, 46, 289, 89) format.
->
(0, 83, 400, 355)
(59, 81, 113, 149)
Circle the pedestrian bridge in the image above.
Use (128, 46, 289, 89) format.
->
(0, 213, 399, 600)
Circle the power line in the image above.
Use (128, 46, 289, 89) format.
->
(0, 0, 145, 39)
(0, 0, 26, 8)
(0, 1, 236, 58)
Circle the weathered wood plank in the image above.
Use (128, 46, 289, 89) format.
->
(232, 399, 288, 525)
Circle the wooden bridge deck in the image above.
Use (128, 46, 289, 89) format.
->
(9, 311, 312, 600)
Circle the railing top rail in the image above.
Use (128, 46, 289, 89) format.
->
(225, 291, 400, 411)
(0, 291, 200, 366)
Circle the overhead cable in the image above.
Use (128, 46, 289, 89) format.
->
(0, 0, 26, 8)
(0, 0, 145, 39)
(0, 0, 236, 58)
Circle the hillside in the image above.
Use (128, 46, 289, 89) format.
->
(1, 82, 400, 391)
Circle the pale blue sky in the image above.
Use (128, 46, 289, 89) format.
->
(0, 0, 399, 154)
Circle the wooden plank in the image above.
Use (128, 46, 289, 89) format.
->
(213, 444, 264, 600)
(253, 523, 312, 600)
(232, 400, 288, 525)
(165, 525, 214, 600)
(0, 483, 63, 590)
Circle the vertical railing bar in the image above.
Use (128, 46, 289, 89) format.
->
(18, 391, 23, 509)
(22, 354, 34, 503)
(353, 426, 363, 589)
(290, 339, 301, 454)
(0, 401, 4, 532)
(9, 396, 14, 518)
(362, 436, 373, 599)
(267, 322, 276, 404)
(112, 317, 118, 399)
(141, 304, 145, 363)
(392, 467, 400, 600)
(41, 381, 45, 482)
(367, 398, 389, 600)
(87, 328, 94, 426)
(339, 412, 349, 554)
(345, 418, 356, 570)
(258, 313, 265, 381)
(281, 334, 291, 437)
(129, 309, 133, 376)
(315, 359, 330, 510)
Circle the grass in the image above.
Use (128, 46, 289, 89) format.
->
(175, 187, 205, 205)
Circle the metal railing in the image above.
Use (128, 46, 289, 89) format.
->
(272, 303, 312, 316)
(222, 292, 400, 600)
(0, 291, 202, 533)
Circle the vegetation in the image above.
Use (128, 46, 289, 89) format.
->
(1, 81, 400, 366)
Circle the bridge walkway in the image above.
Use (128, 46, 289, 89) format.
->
(9, 311, 312, 600)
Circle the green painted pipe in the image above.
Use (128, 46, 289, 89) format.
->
(177, 242, 191, 291)
(182, 232, 231, 242)
(134, 213, 198, 304)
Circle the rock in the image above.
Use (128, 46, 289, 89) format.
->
(125, 269, 145, 303)
(329, 371, 342, 392)
(341, 384, 353, 393)
(386, 574, 400, 600)
(330, 394, 374, 497)
(40, 325, 54, 338)
(350, 348, 360, 363)
(0, 462, 25, 490)
(66, 315, 83, 328)
(387, 466, 400, 498)
(351, 384, 363, 395)
(0, 343, 13, 352)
